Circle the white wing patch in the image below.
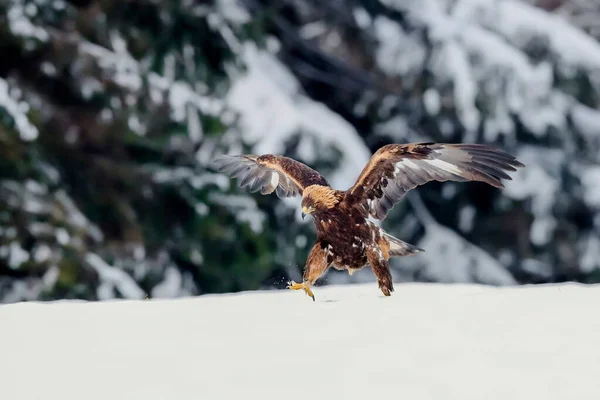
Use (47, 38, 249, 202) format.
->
(269, 171, 279, 187)
(394, 158, 462, 177)
(360, 144, 522, 221)
(396, 158, 420, 172)
(271, 172, 299, 197)
(423, 158, 463, 176)
(368, 155, 467, 220)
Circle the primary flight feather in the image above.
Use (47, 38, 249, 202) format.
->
(213, 142, 525, 300)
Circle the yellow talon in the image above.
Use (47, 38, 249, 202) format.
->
(287, 280, 315, 301)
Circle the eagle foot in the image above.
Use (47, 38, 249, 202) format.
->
(287, 280, 315, 301)
(378, 280, 394, 297)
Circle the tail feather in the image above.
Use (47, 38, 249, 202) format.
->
(382, 231, 424, 256)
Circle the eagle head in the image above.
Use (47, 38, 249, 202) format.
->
(301, 185, 340, 219)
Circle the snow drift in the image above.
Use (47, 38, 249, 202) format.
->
(1, 282, 599, 400)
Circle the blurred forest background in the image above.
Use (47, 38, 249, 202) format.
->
(1, 0, 600, 303)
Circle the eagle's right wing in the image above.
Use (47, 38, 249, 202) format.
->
(212, 154, 330, 198)
(346, 143, 524, 220)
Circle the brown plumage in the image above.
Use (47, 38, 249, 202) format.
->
(213, 142, 525, 300)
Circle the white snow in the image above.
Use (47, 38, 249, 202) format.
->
(580, 234, 600, 273)
(8, 242, 29, 268)
(207, 193, 266, 233)
(1, 283, 599, 400)
(409, 194, 516, 285)
(353, 7, 372, 29)
(375, 0, 600, 141)
(216, 0, 251, 25)
(571, 103, 600, 154)
(485, 0, 600, 77)
(530, 216, 557, 247)
(521, 258, 554, 280)
(458, 205, 476, 233)
(79, 40, 225, 121)
(84, 253, 145, 300)
(0, 78, 39, 141)
(432, 39, 480, 132)
(418, 223, 516, 285)
(422, 87, 441, 116)
(374, 16, 427, 77)
(151, 267, 189, 298)
(503, 148, 560, 246)
(580, 166, 600, 208)
(7, 3, 49, 42)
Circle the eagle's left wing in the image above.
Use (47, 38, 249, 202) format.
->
(347, 143, 524, 220)
(212, 154, 329, 198)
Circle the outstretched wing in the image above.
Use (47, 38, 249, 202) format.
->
(212, 154, 329, 198)
(347, 143, 525, 220)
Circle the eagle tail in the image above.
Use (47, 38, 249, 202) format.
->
(382, 232, 424, 256)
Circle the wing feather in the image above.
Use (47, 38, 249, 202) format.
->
(347, 143, 525, 220)
(213, 154, 329, 198)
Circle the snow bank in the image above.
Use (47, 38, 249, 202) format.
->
(1, 283, 599, 400)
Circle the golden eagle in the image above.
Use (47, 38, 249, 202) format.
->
(213, 143, 524, 300)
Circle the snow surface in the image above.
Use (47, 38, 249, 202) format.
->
(1, 283, 600, 400)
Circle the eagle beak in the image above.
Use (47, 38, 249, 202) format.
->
(301, 206, 314, 219)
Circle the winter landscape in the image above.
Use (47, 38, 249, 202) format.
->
(2, 282, 600, 400)
(2, 0, 600, 397)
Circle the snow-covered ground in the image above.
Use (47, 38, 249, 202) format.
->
(1, 283, 599, 400)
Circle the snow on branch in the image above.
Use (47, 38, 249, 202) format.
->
(78, 40, 225, 121)
(225, 43, 372, 191)
(409, 193, 516, 285)
(375, 0, 600, 142)
(0, 78, 38, 141)
(84, 253, 145, 300)
(6, 2, 50, 42)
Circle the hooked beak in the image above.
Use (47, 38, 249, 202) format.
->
(302, 206, 314, 220)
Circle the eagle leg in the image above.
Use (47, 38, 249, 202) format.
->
(367, 250, 394, 297)
(287, 241, 330, 302)
(287, 281, 315, 301)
